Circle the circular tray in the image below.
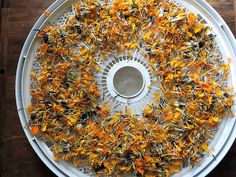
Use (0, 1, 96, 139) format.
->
(16, 0, 236, 176)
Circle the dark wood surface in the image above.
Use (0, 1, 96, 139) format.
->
(0, 0, 236, 177)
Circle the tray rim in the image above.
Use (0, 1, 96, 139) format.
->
(15, 0, 236, 177)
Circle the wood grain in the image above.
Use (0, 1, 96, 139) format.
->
(0, 0, 236, 177)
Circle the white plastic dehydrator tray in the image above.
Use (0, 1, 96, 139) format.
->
(16, 0, 236, 176)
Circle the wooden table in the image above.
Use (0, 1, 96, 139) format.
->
(0, 0, 236, 176)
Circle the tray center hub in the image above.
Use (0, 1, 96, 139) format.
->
(113, 66, 145, 98)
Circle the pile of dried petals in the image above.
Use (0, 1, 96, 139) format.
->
(28, 0, 234, 176)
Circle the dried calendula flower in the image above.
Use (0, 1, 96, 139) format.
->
(28, 0, 234, 176)
(194, 23, 205, 33)
(31, 125, 40, 135)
